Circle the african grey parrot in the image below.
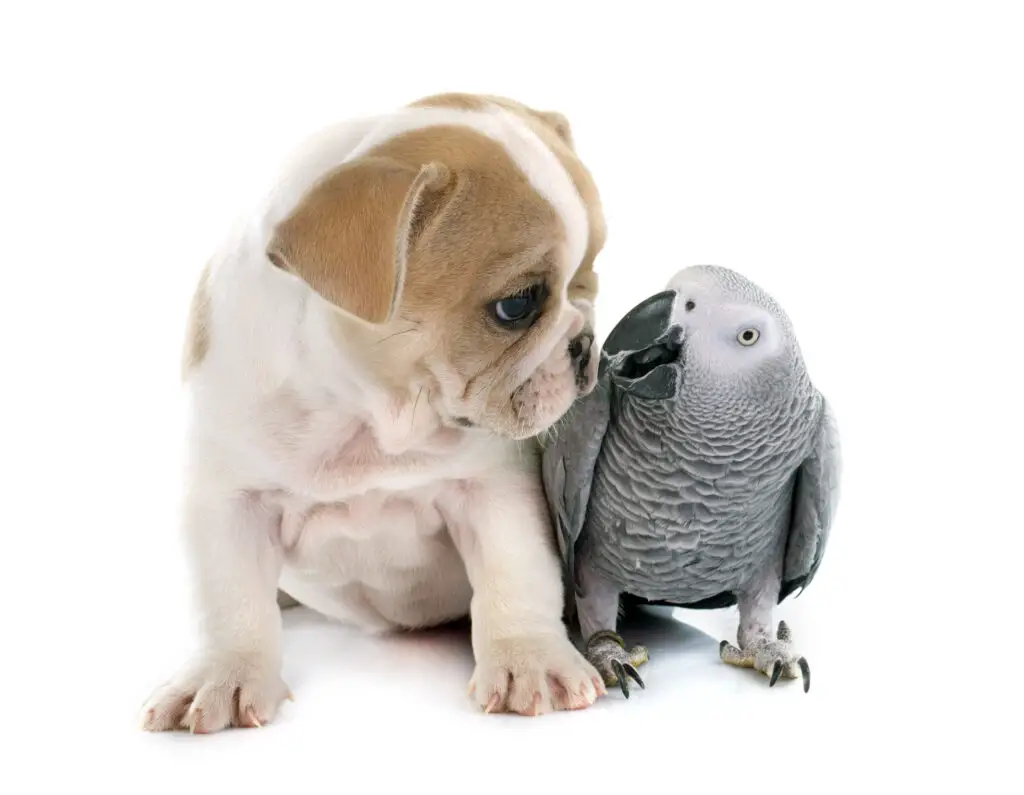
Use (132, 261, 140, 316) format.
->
(540, 265, 841, 697)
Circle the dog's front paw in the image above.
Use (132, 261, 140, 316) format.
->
(469, 634, 606, 716)
(140, 652, 290, 734)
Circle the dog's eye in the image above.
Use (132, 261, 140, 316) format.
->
(490, 285, 545, 329)
(495, 294, 532, 321)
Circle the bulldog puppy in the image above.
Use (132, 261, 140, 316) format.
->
(141, 93, 607, 732)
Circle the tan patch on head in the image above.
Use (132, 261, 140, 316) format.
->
(181, 259, 212, 379)
(412, 93, 606, 313)
(410, 92, 573, 147)
(364, 125, 561, 306)
(348, 124, 588, 437)
(408, 93, 490, 113)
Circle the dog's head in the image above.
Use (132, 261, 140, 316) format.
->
(266, 94, 606, 440)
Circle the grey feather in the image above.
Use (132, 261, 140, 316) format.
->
(540, 376, 612, 597)
(780, 398, 842, 600)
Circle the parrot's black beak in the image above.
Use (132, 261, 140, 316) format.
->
(603, 290, 678, 357)
(602, 290, 683, 400)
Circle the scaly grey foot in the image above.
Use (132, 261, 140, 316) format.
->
(720, 620, 810, 692)
(584, 630, 648, 698)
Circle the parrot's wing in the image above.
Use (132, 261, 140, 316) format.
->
(780, 397, 842, 601)
(539, 375, 612, 597)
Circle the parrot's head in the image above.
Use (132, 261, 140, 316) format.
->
(602, 265, 801, 402)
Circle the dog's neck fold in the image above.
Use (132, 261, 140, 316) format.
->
(313, 309, 464, 457)
(368, 382, 455, 456)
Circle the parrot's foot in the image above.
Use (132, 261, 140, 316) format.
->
(584, 630, 648, 699)
(720, 620, 810, 693)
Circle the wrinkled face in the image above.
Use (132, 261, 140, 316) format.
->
(407, 229, 596, 439)
(394, 129, 601, 439)
(606, 265, 791, 401)
(267, 97, 606, 440)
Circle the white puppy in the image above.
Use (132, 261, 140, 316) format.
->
(141, 93, 608, 732)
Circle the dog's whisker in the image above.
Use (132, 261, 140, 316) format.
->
(375, 325, 421, 345)
(411, 386, 424, 430)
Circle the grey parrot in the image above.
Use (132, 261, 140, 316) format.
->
(540, 265, 841, 697)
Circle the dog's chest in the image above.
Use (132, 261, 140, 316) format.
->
(257, 389, 474, 498)
(278, 485, 449, 567)
(273, 483, 473, 631)
(257, 394, 483, 630)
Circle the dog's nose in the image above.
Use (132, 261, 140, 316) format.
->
(569, 329, 594, 383)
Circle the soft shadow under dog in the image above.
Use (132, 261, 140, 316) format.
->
(280, 597, 725, 704)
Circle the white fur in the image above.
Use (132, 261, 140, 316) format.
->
(141, 104, 601, 732)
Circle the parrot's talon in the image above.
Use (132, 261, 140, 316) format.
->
(721, 623, 810, 691)
(798, 657, 810, 693)
(622, 663, 645, 690)
(584, 633, 649, 699)
(610, 660, 630, 698)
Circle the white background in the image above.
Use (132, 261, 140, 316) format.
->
(2, 1, 1020, 791)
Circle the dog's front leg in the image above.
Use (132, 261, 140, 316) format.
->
(443, 475, 605, 715)
(141, 459, 289, 733)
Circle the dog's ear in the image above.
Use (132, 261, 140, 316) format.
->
(480, 94, 575, 150)
(267, 157, 451, 324)
(532, 110, 574, 149)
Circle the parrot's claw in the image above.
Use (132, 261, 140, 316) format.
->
(584, 631, 649, 699)
(610, 659, 645, 698)
(720, 620, 810, 693)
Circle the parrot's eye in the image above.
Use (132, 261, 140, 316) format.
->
(737, 328, 760, 346)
